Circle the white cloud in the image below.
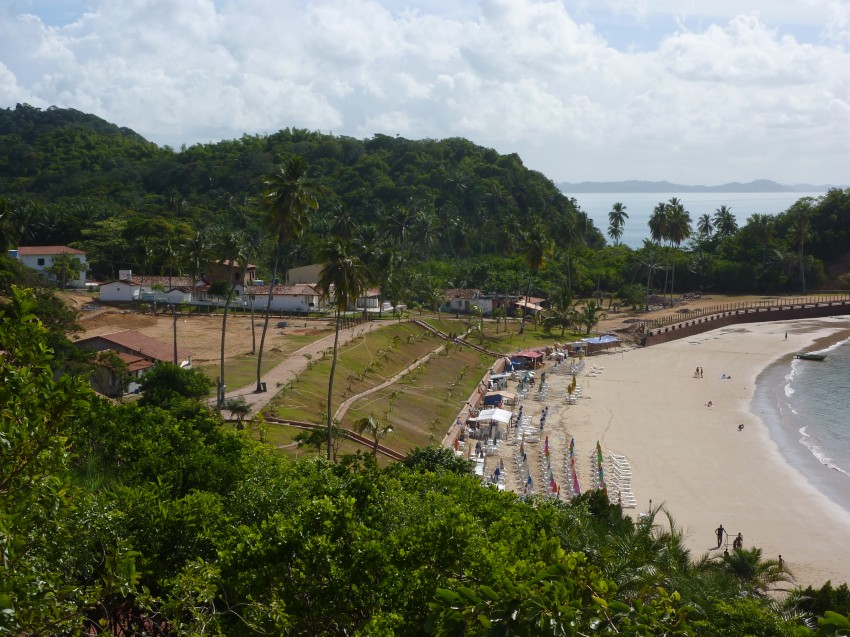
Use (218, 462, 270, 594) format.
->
(0, 0, 847, 185)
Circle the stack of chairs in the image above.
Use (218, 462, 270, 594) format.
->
(566, 384, 583, 405)
(534, 382, 550, 401)
(607, 453, 637, 508)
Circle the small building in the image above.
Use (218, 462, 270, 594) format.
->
(89, 351, 155, 396)
(99, 271, 209, 303)
(443, 289, 519, 315)
(205, 259, 258, 294)
(12, 246, 88, 288)
(247, 284, 326, 313)
(285, 263, 323, 285)
(75, 329, 193, 369)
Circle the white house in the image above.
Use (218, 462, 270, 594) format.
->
(442, 289, 519, 316)
(247, 284, 325, 313)
(99, 271, 209, 303)
(12, 246, 88, 288)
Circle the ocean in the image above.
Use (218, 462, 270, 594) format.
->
(569, 191, 827, 248)
(753, 327, 850, 513)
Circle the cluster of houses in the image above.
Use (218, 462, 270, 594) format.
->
(8, 246, 548, 398)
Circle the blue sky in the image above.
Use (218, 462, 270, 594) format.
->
(1, 0, 848, 186)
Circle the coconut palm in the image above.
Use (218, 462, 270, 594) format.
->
(607, 202, 628, 246)
(665, 200, 692, 302)
(787, 198, 814, 293)
(574, 299, 607, 334)
(713, 205, 738, 238)
(354, 414, 395, 458)
(636, 240, 664, 310)
(519, 226, 553, 334)
(256, 156, 321, 393)
(318, 237, 369, 461)
(697, 213, 713, 238)
(648, 202, 669, 245)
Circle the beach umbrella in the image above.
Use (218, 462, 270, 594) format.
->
(572, 468, 580, 494)
(527, 475, 533, 487)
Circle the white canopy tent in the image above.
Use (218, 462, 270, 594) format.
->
(473, 408, 513, 424)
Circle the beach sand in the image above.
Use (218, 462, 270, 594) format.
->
(480, 316, 850, 588)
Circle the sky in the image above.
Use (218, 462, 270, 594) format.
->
(1, 0, 848, 187)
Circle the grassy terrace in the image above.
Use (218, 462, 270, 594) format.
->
(264, 320, 453, 424)
(264, 312, 587, 458)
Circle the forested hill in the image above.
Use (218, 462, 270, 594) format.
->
(0, 104, 602, 261)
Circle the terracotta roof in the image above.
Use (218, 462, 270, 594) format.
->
(444, 288, 481, 299)
(16, 245, 86, 256)
(77, 330, 191, 363)
(116, 351, 155, 372)
(248, 284, 321, 296)
(129, 275, 208, 288)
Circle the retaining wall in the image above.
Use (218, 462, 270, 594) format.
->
(643, 300, 850, 346)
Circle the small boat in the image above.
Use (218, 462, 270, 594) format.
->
(795, 352, 827, 361)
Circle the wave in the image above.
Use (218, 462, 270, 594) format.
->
(799, 426, 850, 477)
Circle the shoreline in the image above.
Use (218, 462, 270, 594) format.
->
(477, 315, 850, 588)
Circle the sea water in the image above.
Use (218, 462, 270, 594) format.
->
(753, 332, 850, 513)
(570, 192, 826, 248)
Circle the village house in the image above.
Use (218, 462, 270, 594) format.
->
(442, 289, 520, 316)
(205, 259, 258, 294)
(10, 246, 88, 288)
(99, 270, 209, 303)
(75, 330, 193, 396)
(246, 284, 326, 313)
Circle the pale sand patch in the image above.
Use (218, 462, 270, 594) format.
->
(481, 316, 850, 588)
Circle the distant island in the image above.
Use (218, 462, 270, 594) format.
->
(557, 179, 840, 194)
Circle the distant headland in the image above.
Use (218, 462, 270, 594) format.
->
(557, 179, 843, 194)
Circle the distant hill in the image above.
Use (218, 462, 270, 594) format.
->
(558, 179, 839, 194)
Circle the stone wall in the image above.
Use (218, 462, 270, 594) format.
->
(644, 301, 850, 346)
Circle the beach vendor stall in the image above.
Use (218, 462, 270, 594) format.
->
(512, 349, 545, 370)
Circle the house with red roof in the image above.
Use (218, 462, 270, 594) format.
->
(11, 246, 88, 288)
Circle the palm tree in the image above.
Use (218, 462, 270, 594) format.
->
(713, 205, 738, 238)
(607, 202, 628, 246)
(0, 197, 19, 252)
(664, 200, 692, 303)
(697, 213, 713, 238)
(713, 547, 793, 595)
(256, 156, 321, 393)
(542, 306, 577, 337)
(788, 198, 814, 294)
(519, 226, 553, 334)
(637, 240, 663, 311)
(574, 299, 607, 334)
(354, 414, 395, 458)
(648, 201, 671, 297)
(318, 237, 369, 461)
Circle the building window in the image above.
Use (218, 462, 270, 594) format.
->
(37, 258, 45, 266)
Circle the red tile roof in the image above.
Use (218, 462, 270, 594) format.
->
(116, 351, 155, 372)
(17, 245, 86, 256)
(77, 330, 191, 363)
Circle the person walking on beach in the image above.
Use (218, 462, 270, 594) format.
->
(715, 524, 725, 548)
(733, 533, 743, 549)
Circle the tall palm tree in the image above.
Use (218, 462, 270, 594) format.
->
(788, 199, 813, 294)
(607, 202, 628, 246)
(648, 201, 670, 296)
(256, 156, 321, 393)
(318, 237, 368, 461)
(665, 200, 692, 303)
(697, 213, 713, 238)
(637, 239, 663, 310)
(713, 205, 738, 238)
(519, 226, 553, 334)
(215, 229, 250, 409)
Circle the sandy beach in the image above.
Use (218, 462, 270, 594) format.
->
(477, 316, 850, 588)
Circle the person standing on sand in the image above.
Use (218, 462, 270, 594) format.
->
(716, 524, 725, 548)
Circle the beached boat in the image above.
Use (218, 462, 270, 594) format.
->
(795, 352, 827, 361)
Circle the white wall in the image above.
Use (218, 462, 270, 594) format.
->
(19, 253, 88, 288)
(99, 282, 139, 302)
